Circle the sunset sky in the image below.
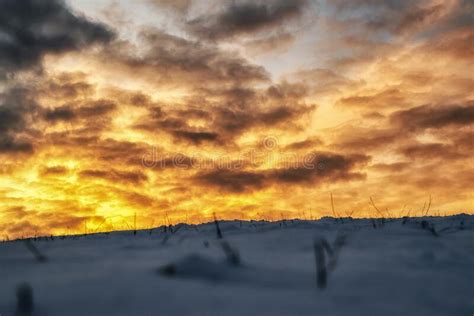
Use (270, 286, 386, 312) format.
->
(0, 0, 472, 239)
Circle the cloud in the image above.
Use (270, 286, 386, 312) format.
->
(337, 88, 409, 109)
(0, 0, 114, 76)
(171, 130, 220, 145)
(327, 0, 457, 37)
(103, 30, 269, 88)
(427, 27, 474, 60)
(401, 142, 466, 160)
(0, 87, 38, 154)
(268, 152, 369, 184)
(187, 0, 308, 40)
(334, 127, 400, 152)
(84, 139, 151, 164)
(192, 151, 369, 193)
(0, 106, 24, 134)
(40, 166, 69, 177)
(43, 100, 117, 123)
(371, 162, 410, 173)
(39, 73, 95, 99)
(311, 0, 471, 77)
(394, 2, 450, 35)
(390, 103, 474, 131)
(283, 138, 324, 151)
(333, 102, 474, 155)
(210, 104, 310, 138)
(244, 32, 296, 55)
(148, 0, 193, 13)
(79, 169, 148, 185)
(0, 136, 33, 154)
(134, 82, 315, 146)
(194, 169, 266, 193)
(289, 68, 357, 96)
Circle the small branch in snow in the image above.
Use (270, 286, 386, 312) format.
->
(16, 283, 34, 316)
(23, 240, 47, 263)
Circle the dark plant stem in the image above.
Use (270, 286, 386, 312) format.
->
(314, 240, 327, 289)
(23, 240, 47, 263)
(213, 213, 223, 239)
(16, 283, 33, 316)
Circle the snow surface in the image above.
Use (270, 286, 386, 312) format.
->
(0, 215, 473, 316)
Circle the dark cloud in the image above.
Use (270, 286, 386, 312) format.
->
(331, 100, 474, 169)
(194, 169, 266, 193)
(331, 102, 474, 163)
(133, 109, 214, 145)
(78, 101, 117, 117)
(0, 0, 114, 75)
(363, 112, 385, 120)
(187, 0, 308, 40)
(428, 27, 474, 60)
(0, 87, 37, 131)
(192, 152, 369, 193)
(79, 169, 148, 185)
(120, 190, 155, 207)
(0, 0, 115, 154)
(43, 100, 117, 123)
(0, 87, 38, 154)
(150, 155, 197, 170)
(334, 128, 399, 152)
(134, 82, 314, 146)
(390, 103, 474, 131)
(105, 30, 269, 87)
(268, 152, 369, 184)
(327, 0, 449, 36)
(38, 73, 95, 99)
(44, 106, 75, 122)
(0, 107, 24, 134)
(394, 2, 447, 35)
(43, 136, 151, 165)
(45, 81, 94, 99)
(41, 166, 68, 176)
(329, 0, 409, 11)
(212, 103, 313, 137)
(171, 130, 220, 145)
(0, 136, 33, 154)
(90, 139, 150, 164)
(337, 88, 408, 109)
(316, 0, 473, 77)
(401, 143, 467, 161)
(258, 106, 300, 124)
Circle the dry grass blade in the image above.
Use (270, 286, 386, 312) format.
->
(213, 213, 223, 239)
(330, 192, 340, 221)
(369, 197, 385, 218)
(424, 195, 432, 217)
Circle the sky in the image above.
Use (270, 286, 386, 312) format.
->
(0, 0, 472, 239)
